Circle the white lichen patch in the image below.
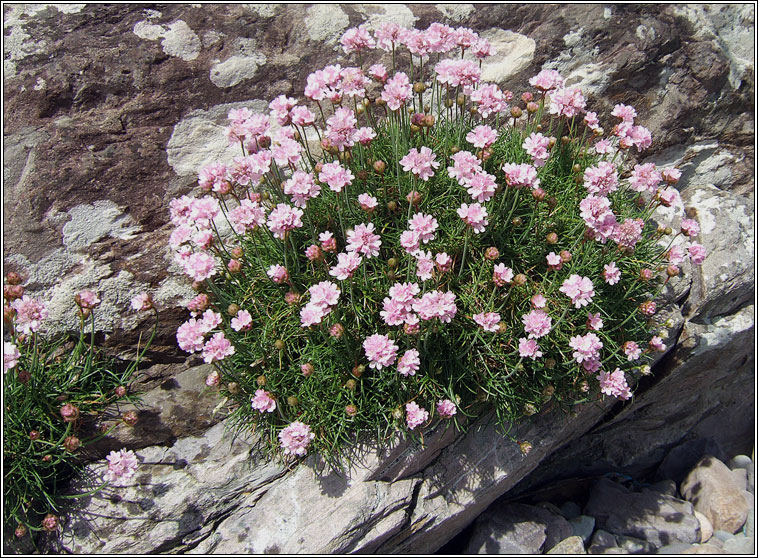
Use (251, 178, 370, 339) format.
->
(210, 53, 267, 88)
(133, 20, 201, 61)
(479, 29, 536, 84)
(691, 304, 754, 356)
(166, 100, 269, 177)
(305, 5, 350, 44)
(62, 200, 142, 251)
(563, 29, 583, 48)
(243, 4, 278, 18)
(435, 4, 475, 22)
(354, 4, 418, 30)
(541, 32, 608, 97)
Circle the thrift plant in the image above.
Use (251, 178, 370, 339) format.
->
(168, 22, 706, 464)
(3, 274, 155, 540)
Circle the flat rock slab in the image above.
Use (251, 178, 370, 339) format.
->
(547, 535, 587, 554)
(585, 477, 700, 547)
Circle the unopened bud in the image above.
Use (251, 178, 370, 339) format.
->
(560, 250, 572, 263)
(513, 273, 528, 286)
(387, 201, 398, 212)
(444, 98, 454, 108)
(510, 106, 522, 118)
(301, 363, 314, 377)
(256, 374, 267, 386)
(287, 396, 298, 407)
(345, 379, 357, 390)
(526, 101, 539, 113)
(227, 303, 240, 316)
(352, 364, 366, 378)
(274, 339, 285, 351)
(532, 187, 546, 201)
(227, 259, 241, 273)
(423, 114, 435, 127)
(42, 514, 58, 532)
(63, 436, 81, 452)
(666, 264, 680, 277)
(60, 403, 79, 423)
(485, 247, 499, 261)
(14, 524, 27, 538)
(523, 403, 537, 416)
(413, 82, 426, 93)
(122, 410, 139, 426)
(6, 272, 22, 285)
(345, 404, 358, 417)
(228, 382, 240, 394)
(30, 430, 41, 441)
(373, 160, 386, 174)
(512, 217, 523, 227)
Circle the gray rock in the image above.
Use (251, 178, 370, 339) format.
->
(732, 468, 749, 491)
(547, 535, 586, 554)
(647, 479, 679, 498)
(561, 501, 583, 520)
(681, 455, 750, 533)
(713, 529, 736, 542)
(722, 534, 755, 554)
(463, 502, 573, 554)
(586, 478, 700, 547)
(729, 455, 753, 471)
(615, 534, 655, 554)
(707, 536, 724, 548)
(570, 515, 596, 545)
(657, 542, 697, 553)
(587, 529, 618, 554)
(694, 510, 713, 543)
(748, 466, 754, 494)
(682, 543, 728, 554)
(744, 508, 754, 538)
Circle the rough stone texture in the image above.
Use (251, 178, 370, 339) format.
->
(681, 455, 751, 534)
(4, 3, 754, 554)
(547, 535, 587, 555)
(694, 510, 714, 544)
(585, 477, 700, 547)
(570, 515, 596, 545)
(587, 529, 619, 554)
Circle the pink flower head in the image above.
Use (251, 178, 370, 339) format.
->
(408, 212, 439, 244)
(355, 126, 377, 146)
(612, 218, 645, 251)
(467, 171, 497, 202)
(623, 341, 641, 361)
(381, 72, 413, 111)
(10, 296, 48, 334)
(688, 242, 707, 265)
(268, 94, 297, 126)
(267, 264, 289, 284)
(598, 368, 632, 400)
(473, 312, 501, 332)
(330, 251, 363, 280)
(400, 230, 421, 254)
(522, 133, 553, 167)
(341, 24, 376, 54)
(466, 125, 498, 149)
(435, 252, 452, 273)
(319, 231, 337, 252)
(76, 289, 100, 309)
(309, 281, 341, 309)
(501, 163, 540, 189)
(267, 204, 304, 239)
(583, 162, 618, 195)
(104, 448, 139, 485)
(300, 302, 328, 328)
(531, 294, 547, 309)
(318, 161, 354, 193)
(437, 399, 457, 418)
(546, 252, 562, 271)
(283, 171, 320, 207)
(183, 252, 217, 283)
(587, 312, 604, 331)
(381, 297, 411, 326)
(470, 83, 510, 118)
(388, 282, 420, 309)
(518, 338, 543, 360)
(346, 223, 382, 258)
(202, 332, 235, 363)
(611, 103, 637, 123)
(415, 250, 435, 282)
(279, 421, 315, 456)
(131, 292, 154, 312)
(176, 319, 206, 353)
(368, 63, 388, 82)
(522, 309, 552, 339)
(229, 199, 267, 234)
(529, 69, 564, 91)
(569, 332, 603, 364)
(199, 309, 222, 333)
(680, 218, 700, 238)
(363, 334, 399, 370)
(305, 244, 322, 261)
(548, 87, 586, 118)
(448, 150, 482, 186)
(649, 336, 667, 352)
(661, 168, 682, 184)
(412, 290, 457, 323)
(603, 262, 621, 285)
(560, 275, 595, 308)
(205, 370, 221, 387)
(659, 187, 680, 208)
(493, 264, 514, 286)
(252, 389, 277, 413)
(398, 348, 421, 376)
(434, 58, 481, 89)
(326, 107, 358, 151)
(629, 163, 662, 193)
(472, 37, 495, 59)
(4, 341, 20, 372)
(358, 193, 378, 212)
(374, 22, 405, 51)
(198, 163, 229, 193)
(231, 309, 253, 332)
(584, 111, 601, 131)
(400, 146, 439, 181)
(405, 401, 429, 430)
(580, 195, 618, 243)
(457, 202, 489, 233)
(290, 105, 315, 126)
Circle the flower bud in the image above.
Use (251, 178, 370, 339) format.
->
(287, 396, 298, 407)
(4, 284, 24, 300)
(526, 101, 539, 113)
(497, 322, 507, 334)
(548, 137, 557, 148)
(17, 369, 31, 384)
(541, 385, 555, 401)
(42, 454, 52, 462)
(274, 339, 285, 351)
(351, 364, 365, 378)
(122, 410, 139, 426)
(560, 250, 572, 263)
(545, 358, 556, 369)
(510, 106, 522, 118)
(375, 97, 385, 106)
(423, 114, 435, 127)
(485, 247, 499, 261)
(456, 94, 465, 106)
(30, 430, 41, 441)
(357, 169, 369, 181)
(413, 82, 426, 93)
(227, 303, 240, 316)
(666, 264, 680, 277)
(6, 272, 22, 285)
(42, 514, 58, 532)
(392, 407, 403, 420)
(14, 524, 27, 538)
(355, 104, 365, 115)
(60, 403, 79, 423)
(227, 259, 241, 273)
(639, 268, 654, 281)
(536, 124, 543, 132)
(329, 323, 344, 338)
(444, 98, 454, 108)
(410, 124, 421, 134)
(406, 190, 422, 205)
(639, 301, 656, 317)
(449, 145, 460, 155)
(523, 403, 537, 416)
(63, 436, 81, 452)
(561, 136, 570, 145)
(345, 404, 358, 417)
(512, 217, 523, 227)
(301, 363, 314, 377)
(513, 273, 527, 286)
(546, 232, 558, 244)
(546, 196, 557, 210)
(228, 382, 240, 394)
(345, 379, 357, 390)
(373, 160, 386, 174)
(387, 201, 398, 212)
(573, 164, 582, 173)
(285, 291, 300, 305)
(231, 246, 244, 259)
(256, 374, 266, 386)
(532, 187, 546, 201)
(206, 370, 221, 387)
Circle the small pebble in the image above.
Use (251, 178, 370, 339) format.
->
(569, 515, 595, 545)
(588, 529, 617, 554)
(722, 534, 755, 555)
(561, 501, 582, 520)
(732, 468, 749, 490)
(694, 510, 713, 543)
(615, 534, 654, 554)
(713, 529, 736, 542)
(547, 535, 586, 555)
(536, 501, 563, 516)
(682, 543, 726, 554)
(729, 455, 753, 471)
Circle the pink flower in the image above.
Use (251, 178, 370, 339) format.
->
(104, 448, 139, 485)
(231, 310, 253, 331)
(355, 127, 377, 145)
(597, 368, 631, 400)
(546, 252, 562, 271)
(4, 341, 20, 372)
(358, 193, 378, 212)
(434, 58, 480, 89)
(326, 107, 358, 151)
(569, 332, 603, 364)
(374, 22, 405, 51)
(300, 302, 328, 327)
(603, 262, 621, 285)
(457, 202, 489, 233)
(437, 399, 457, 418)
(408, 212, 439, 244)
(330, 252, 363, 280)
(649, 336, 667, 352)
(279, 421, 315, 456)
(473, 312, 501, 332)
(319, 231, 337, 252)
(623, 341, 641, 361)
(381, 72, 413, 111)
(267, 264, 289, 284)
(131, 293, 154, 312)
(76, 290, 100, 309)
(290, 105, 315, 126)
(268, 94, 297, 126)
(400, 230, 421, 253)
(594, 139, 613, 154)
(466, 125, 498, 149)
(252, 389, 277, 413)
(363, 334, 399, 370)
(202, 332, 235, 363)
(493, 264, 514, 286)
(560, 275, 595, 308)
(305, 244, 322, 261)
(267, 204, 304, 239)
(580, 194, 618, 242)
(448, 150, 482, 186)
(688, 243, 707, 265)
(466, 171, 497, 202)
(501, 163, 540, 189)
(435, 252, 452, 273)
(529, 69, 564, 91)
(681, 218, 700, 237)
(518, 338, 543, 360)
(583, 162, 618, 195)
(548, 88, 586, 118)
(369, 63, 388, 82)
(629, 163, 661, 193)
(283, 171, 320, 207)
(531, 294, 547, 309)
(318, 162, 354, 193)
(10, 296, 48, 334)
(522, 132, 553, 167)
(415, 250, 435, 281)
(612, 218, 644, 251)
(309, 281, 341, 308)
(398, 349, 421, 376)
(587, 312, 604, 330)
(412, 290, 457, 323)
(200, 309, 222, 332)
(470, 83, 510, 118)
(661, 168, 682, 184)
(198, 163, 229, 192)
(400, 146, 439, 181)
(584, 111, 601, 131)
(341, 24, 376, 54)
(346, 223, 382, 258)
(388, 282, 420, 308)
(229, 199, 267, 234)
(522, 309, 552, 339)
(611, 103, 637, 123)
(381, 297, 411, 326)
(206, 370, 221, 387)
(659, 187, 680, 207)
(177, 319, 206, 353)
(405, 401, 429, 430)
